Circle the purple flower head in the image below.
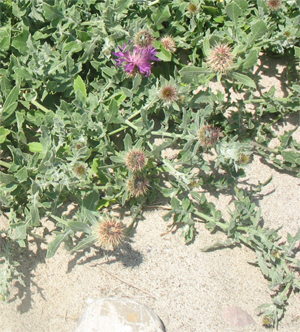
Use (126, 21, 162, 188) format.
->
(112, 43, 161, 77)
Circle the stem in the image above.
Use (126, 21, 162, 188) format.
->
(151, 130, 183, 138)
(0, 160, 12, 168)
(251, 141, 277, 154)
(31, 100, 52, 113)
(193, 210, 219, 224)
(124, 119, 139, 131)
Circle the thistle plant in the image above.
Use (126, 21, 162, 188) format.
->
(0, 0, 299, 329)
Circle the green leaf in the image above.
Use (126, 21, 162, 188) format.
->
(42, 3, 64, 22)
(231, 72, 256, 88)
(226, 2, 242, 25)
(114, 0, 133, 12)
(247, 20, 267, 46)
(179, 66, 211, 77)
(0, 127, 10, 143)
(105, 98, 119, 123)
(46, 231, 72, 258)
(3, 86, 19, 110)
(28, 142, 44, 153)
(0, 25, 11, 52)
(15, 167, 28, 183)
(124, 133, 132, 151)
(157, 47, 172, 62)
(242, 48, 259, 70)
(70, 235, 98, 253)
(63, 41, 83, 53)
(202, 36, 211, 58)
(68, 221, 91, 234)
(83, 190, 100, 210)
(294, 46, 300, 59)
(151, 6, 171, 29)
(234, 0, 248, 10)
(74, 75, 87, 99)
(256, 251, 270, 278)
(11, 29, 29, 54)
(281, 151, 300, 166)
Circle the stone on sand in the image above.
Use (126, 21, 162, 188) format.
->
(74, 297, 166, 332)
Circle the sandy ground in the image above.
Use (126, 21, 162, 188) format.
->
(0, 56, 299, 332)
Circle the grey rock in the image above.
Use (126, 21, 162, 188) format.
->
(74, 297, 166, 332)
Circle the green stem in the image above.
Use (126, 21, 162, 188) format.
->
(31, 100, 52, 113)
(151, 131, 182, 138)
(193, 210, 220, 224)
(0, 160, 12, 168)
(251, 141, 277, 154)
(124, 119, 139, 131)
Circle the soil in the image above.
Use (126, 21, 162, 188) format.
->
(0, 55, 299, 332)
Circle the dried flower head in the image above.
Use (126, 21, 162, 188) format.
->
(125, 149, 148, 172)
(199, 126, 222, 148)
(160, 85, 178, 104)
(113, 43, 161, 77)
(161, 36, 177, 53)
(128, 174, 150, 197)
(206, 43, 234, 73)
(262, 315, 273, 327)
(267, 0, 282, 11)
(188, 2, 199, 13)
(74, 163, 86, 176)
(237, 153, 251, 166)
(94, 216, 127, 250)
(135, 30, 154, 48)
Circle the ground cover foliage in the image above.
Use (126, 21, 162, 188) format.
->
(0, 0, 300, 328)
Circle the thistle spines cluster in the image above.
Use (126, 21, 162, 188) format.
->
(127, 174, 150, 197)
(125, 149, 150, 197)
(94, 215, 127, 250)
(160, 84, 178, 104)
(125, 149, 148, 173)
(134, 30, 154, 49)
(206, 43, 234, 73)
(199, 125, 222, 148)
(161, 35, 177, 53)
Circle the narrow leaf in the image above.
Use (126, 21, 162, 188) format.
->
(231, 72, 256, 88)
(74, 75, 87, 99)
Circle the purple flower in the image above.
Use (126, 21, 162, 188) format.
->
(112, 44, 161, 77)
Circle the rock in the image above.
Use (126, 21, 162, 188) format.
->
(223, 306, 256, 327)
(74, 297, 166, 332)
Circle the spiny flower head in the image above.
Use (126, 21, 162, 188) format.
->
(113, 43, 161, 77)
(267, 0, 282, 11)
(128, 174, 150, 197)
(125, 149, 148, 172)
(94, 216, 127, 250)
(206, 43, 234, 74)
(135, 30, 154, 49)
(161, 36, 177, 53)
(199, 125, 222, 148)
(159, 85, 178, 104)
